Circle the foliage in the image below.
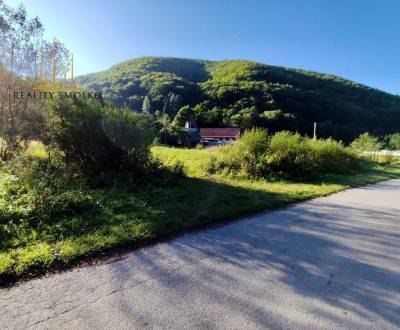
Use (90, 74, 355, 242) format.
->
(208, 129, 269, 177)
(350, 133, 383, 152)
(265, 132, 361, 179)
(386, 133, 400, 150)
(0, 2, 70, 159)
(1, 146, 400, 283)
(172, 105, 194, 127)
(77, 57, 400, 143)
(157, 125, 189, 147)
(208, 130, 361, 179)
(42, 98, 156, 184)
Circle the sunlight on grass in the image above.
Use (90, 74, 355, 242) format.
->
(26, 141, 47, 159)
(152, 146, 219, 177)
(1, 145, 400, 283)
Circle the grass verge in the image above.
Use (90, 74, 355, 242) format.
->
(1, 146, 399, 285)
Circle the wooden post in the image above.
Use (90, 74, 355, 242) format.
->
(313, 122, 317, 139)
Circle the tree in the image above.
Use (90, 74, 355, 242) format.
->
(229, 106, 257, 129)
(350, 133, 383, 152)
(75, 57, 400, 144)
(172, 105, 193, 127)
(43, 98, 155, 182)
(141, 95, 151, 114)
(0, 1, 70, 159)
(387, 133, 400, 150)
(0, 2, 42, 158)
(161, 113, 171, 144)
(169, 93, 182, 116)
(239, 106, 258, 129)
(259, 109, 296, 132)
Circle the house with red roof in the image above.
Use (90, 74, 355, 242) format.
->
(200, 128, 241, 146)
(184, 120, 241, 147)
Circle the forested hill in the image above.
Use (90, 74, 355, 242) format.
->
(76, 56, 400, 141)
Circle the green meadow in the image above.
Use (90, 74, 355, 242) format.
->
(1, 143, 399, 284)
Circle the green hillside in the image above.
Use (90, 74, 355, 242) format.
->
(76, 56, 400, 141)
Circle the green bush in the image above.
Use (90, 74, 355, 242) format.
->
(0, 161, 102, 251)
(234, 129, 269, 177)
(0, 98, 186, 255)
(0, 95, 166, 252)
(351, 133, 383, 152)
(265, 133, 360, 179)
(308, 138, 361, 173)
(208, 130, 361, 179)
(157, 126, 189, 147)
(43, 98, 156, 185)
(264, 132, 312, 178)
(386, 133, 400, 150)
(207, 129, 269, 177)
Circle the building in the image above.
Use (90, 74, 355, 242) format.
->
(183, 118, 201, 146)
(200, 128, 241, 146)
(183, 120, 240, 147)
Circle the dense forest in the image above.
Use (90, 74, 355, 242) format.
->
(76, 57, 400, 142)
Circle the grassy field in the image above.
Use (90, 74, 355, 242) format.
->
(152, 146, 218, 177)
(1, 145, 400, 284)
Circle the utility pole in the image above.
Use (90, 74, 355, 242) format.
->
(313, 122, 317, 139)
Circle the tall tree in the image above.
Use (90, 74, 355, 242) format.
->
(161, 113, 171, 144)
(141, 95, 151, 114)
(0, 1, 70, 159)
(169, 93, 181, 116)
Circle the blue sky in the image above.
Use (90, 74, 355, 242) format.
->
(6, 0, 400, 95)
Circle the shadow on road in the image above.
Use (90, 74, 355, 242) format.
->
(104, 180, 400, 328)
(2, 180, 399, 329)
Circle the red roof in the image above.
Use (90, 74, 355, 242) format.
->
(200, 128, 241, 138)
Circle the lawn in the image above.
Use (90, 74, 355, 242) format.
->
(152, 146, 218, 177)
(1, 145, 400, 284)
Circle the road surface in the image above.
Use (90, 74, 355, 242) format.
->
(1, 179, 400, 329)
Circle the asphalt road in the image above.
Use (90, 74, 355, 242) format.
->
(1, 180, 400, 329)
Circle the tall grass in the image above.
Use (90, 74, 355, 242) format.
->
(207, 130, 362, 179)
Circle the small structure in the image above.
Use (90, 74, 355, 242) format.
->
(183, 118, 201, 146)
(183, 120, 241, 147)
(200, 128, 241, 146)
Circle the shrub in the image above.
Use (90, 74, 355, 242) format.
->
(263, 131, 313, 178)
(351, 133, 383, 152)
(0, 170, 101, 252)
(234, 129, 269, 177)
(157, 126, 189, 147)
(43, 98, 156, 185)
(306, 138, 360, 174)
(209, 129, 269, 177)
(168, 161, 186, 176)
(207, 130, 361, 180)
(0, 98, 186, 254)
(386, 133, 400, 150)
(0, 157, 100, 221)
(5, 151, 84, 192)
